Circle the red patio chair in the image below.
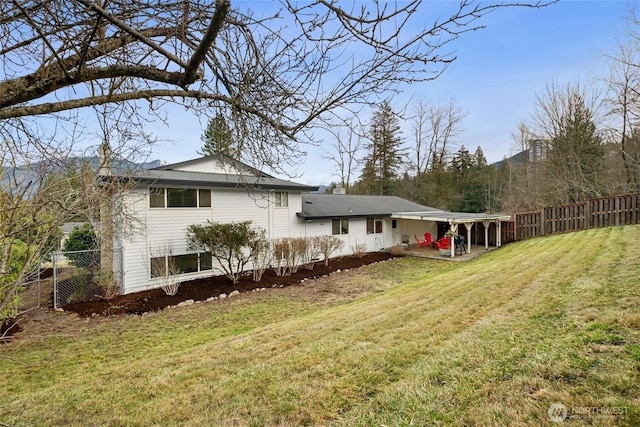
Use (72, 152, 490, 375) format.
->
(423, 232, 434, 247)
(438, 237, 450, 250)
(414, 234, 428, 248)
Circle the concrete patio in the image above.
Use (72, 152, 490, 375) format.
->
(399, 243, 499, 262)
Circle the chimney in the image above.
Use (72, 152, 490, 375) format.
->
(333, 184, 346, 195)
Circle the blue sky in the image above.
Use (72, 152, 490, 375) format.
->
(149, 0, 634, 185)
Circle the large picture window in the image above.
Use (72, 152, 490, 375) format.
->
(332, 218, 349, 235)
(150, 187, 211, 208)
(167, 188, 197, 207)
(366, 217, 383, 234)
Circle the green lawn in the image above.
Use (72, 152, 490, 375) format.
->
(1, 226, 639, 426)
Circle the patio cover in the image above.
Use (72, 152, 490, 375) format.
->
(391, 210, 512, 256)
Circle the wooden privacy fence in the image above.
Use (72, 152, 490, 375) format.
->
(509, 193, 640, 241)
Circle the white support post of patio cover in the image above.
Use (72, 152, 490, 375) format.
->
(463, 222, 473, 254)
(497, 220, 502, 247)
(449, 222, 458, 258)
(482, 220, 491, 250)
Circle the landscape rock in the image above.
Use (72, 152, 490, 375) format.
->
(177, 299, 195, 307)
(219, 293, 227, 299)
(229, 290, 240, 297)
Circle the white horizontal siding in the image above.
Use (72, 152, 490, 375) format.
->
(301, 218, 371, 258)
(118, 189, 150, 293)
(212, 188, 270, 227)
(147, 208, 214, 251)
(272, 192, 304, 239)
(172, 157, 252, 175)
(118, 186, 314, 294)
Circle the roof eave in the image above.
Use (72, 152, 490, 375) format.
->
(99, 175, 318, 192)
(297, 213, 393, 220)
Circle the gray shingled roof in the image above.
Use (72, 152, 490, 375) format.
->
(298, 194, 442, 219)
(101, 154, 318, 191)
(105, 168, 318, 192)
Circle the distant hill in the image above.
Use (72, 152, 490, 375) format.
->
(1, 156, 165, 190)
(491, 149, 530, 169)
(82, 156, 165, 173)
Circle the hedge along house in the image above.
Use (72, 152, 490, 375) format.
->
(105, 154, 318, 295)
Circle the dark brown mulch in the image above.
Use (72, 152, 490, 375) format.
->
(62, 252, 396, 317)
(1, 319, 21, 342)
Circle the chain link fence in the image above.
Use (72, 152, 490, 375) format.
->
(18, 266, 41, 314)
(8, 263, 42, 317)
(53, 249, 123, 309)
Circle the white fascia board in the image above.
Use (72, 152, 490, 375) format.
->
(391, 212, 511, 223)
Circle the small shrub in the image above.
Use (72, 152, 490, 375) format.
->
(272, 238, 291, 277)
(251, 238, 270, 282)
(389, 245, 405, 256)
(289, 237, 308, 273)
(62, 224, 99, 268)
(66, 268, 90, 303)
(315, 235, 345, 266)
(351, 242, 367, 258)
(186, 220, 265, 285)
(149, 247, 182, 296)
(0, 240, 31, 320)
(93, 269, 120, 300)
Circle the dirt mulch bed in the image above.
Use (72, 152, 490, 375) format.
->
(1, 319, 22, 341)
(62, 252, 396, 317)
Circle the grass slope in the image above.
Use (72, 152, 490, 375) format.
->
(1, 226, 639, 426)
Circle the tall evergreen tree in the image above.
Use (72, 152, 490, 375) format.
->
(473, 146, 487, 167)
(537, 84, 605, 204)
(199, 115, 237, 158)
(451, 145, 473, 174)
(359, 101, 405, 195)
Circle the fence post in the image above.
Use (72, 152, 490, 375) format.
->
(52, 251, 58, 310)
(36, 261, 41, 309)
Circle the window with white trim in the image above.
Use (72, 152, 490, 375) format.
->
(274, 191, 289, 207)
(332, 218, 349, 235)
(366, 217, 383, 234)
(149, 187, 212, 208)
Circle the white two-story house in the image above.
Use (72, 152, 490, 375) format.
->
(108, 154, 510, 295)
(111, 155, 317, 294)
